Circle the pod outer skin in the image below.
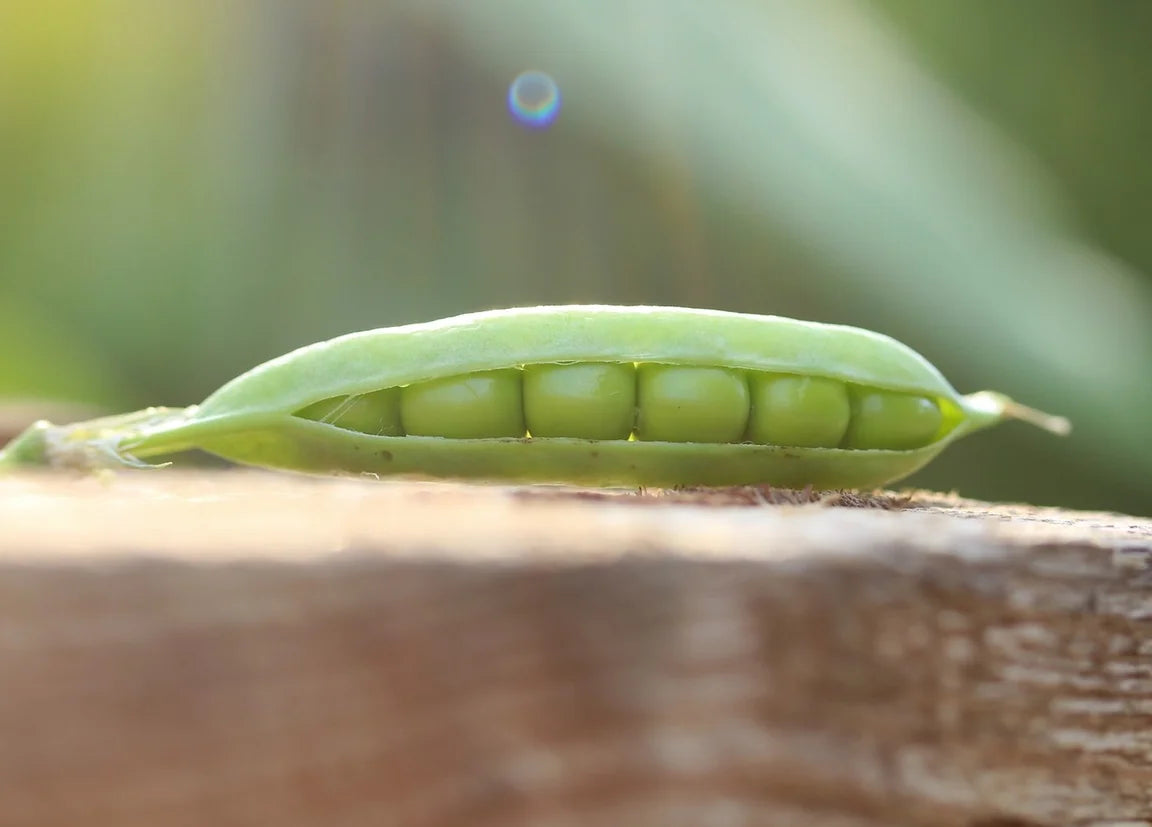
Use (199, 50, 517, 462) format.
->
(108, 305, 992, 488)
(192, 305, 961, 420)
(190, 418, 964, 489)
(2, 305, 1043, 488)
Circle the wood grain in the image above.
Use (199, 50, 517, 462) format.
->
(0, 472, 1150, 827)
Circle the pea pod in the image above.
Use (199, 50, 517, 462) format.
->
(0, 305, 1069, 488)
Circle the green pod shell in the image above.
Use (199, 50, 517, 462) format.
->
(0, 306, 1070, 488)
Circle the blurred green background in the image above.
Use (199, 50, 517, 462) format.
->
(1, 0, 1149, 514)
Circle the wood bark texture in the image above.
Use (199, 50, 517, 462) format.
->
(0, 472, 1150, 827)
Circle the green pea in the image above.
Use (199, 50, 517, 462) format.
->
(747, 374, 849, 448)
(401, 369, 524, 438)
(295, 388, 402, 436)
(524, 362, 635, 440)
(843, 389, 943, 450)
(635, 364, 749, 443)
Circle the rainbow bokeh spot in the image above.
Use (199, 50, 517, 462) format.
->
(507, 70, 561, 130)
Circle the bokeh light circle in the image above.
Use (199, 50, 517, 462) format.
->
(507, 70, 561, 130)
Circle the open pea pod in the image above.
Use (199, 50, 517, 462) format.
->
(0, 305, 1068, 488)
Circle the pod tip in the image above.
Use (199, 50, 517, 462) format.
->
(968, 392, 1071, 437)
(1007, 401, 1071, 436)
(962, 391, 1071, 437)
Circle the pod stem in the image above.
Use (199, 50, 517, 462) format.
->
(0, 420, 52, 469)
(0, 407, 192, 471)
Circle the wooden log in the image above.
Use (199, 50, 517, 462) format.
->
(0, 472, 1149, 827)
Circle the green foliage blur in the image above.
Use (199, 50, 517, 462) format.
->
(1, 0, 1149, 514)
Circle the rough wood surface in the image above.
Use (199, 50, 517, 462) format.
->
(1, 472, 1150, 827)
